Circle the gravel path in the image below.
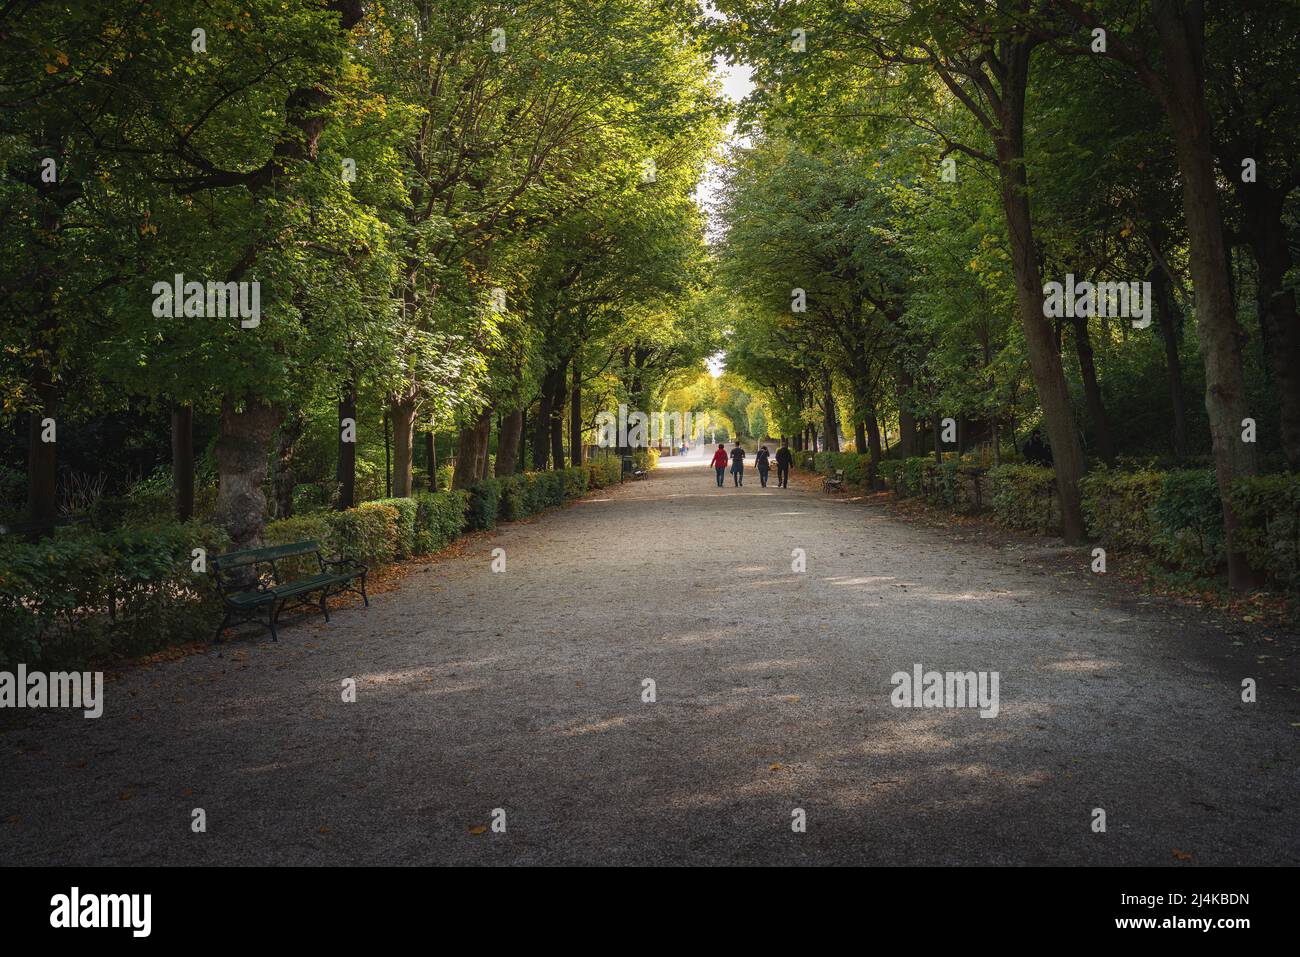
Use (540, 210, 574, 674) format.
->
(2, 454, 1297, 865)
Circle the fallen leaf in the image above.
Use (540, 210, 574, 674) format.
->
(1172, 848, 1193, 861)
(468, 824, 488, 835)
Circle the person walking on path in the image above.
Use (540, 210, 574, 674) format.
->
(755, 445, 771, 487)
(729, 441, 746, 487)
(710, 443, 728, 487)
(775, 440, 792, 488)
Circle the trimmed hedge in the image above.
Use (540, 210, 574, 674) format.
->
(868, 454, 1300, 592)
(263, 490, 471, 574)
(0, 456, 646, 670)
(0, 520, 229, 670)
(470, 460, 624, 528)
(1230, 475, 1300, 592)
(990, 464, 1060, 532)
(812, 451, 875, 486)
(466, 478, 502, 531)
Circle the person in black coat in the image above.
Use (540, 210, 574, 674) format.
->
(774, 440, 793, 488)
(1023, 428, 1053, 466)
(729, 441, 746, 486)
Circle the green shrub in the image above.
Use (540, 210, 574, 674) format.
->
(1229, 474, 1300, 592)
(990, 464, 1059, 532)
(0, 521, 228, 670)
(879, 459, 904, 491)
(813, 452, 874, 486)
(414, 490, 468, 552)
(497, 474, 528, 522)
(896, 456, 933, 498)
(1150, 470, 1223, 575)
(525, 471, 565, 512)
(264, 512, 334, 579)
(562, 466, 589, 499)
(329, 501, 400, 566)
(1080, 468, 1163, 553)
(933, 457, 964, 508)
(372, 496, 419, 559)
(465, 478, 502, 531)
(633, 448, 660, 471)
(583, 457, 620, 489)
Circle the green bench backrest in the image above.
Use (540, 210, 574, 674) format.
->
(211, 540, 321, 572)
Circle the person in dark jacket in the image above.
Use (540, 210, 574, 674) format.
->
(710, 443, 728, 486)
(775, 440, 793, 488)
(1023, 428, 1053, 466)
(755, 445, 771, 487)
(729, 441, 746, 486)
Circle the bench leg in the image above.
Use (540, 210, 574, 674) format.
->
(359, 573, 369, 607)
(319, 589, 330, 623)
(213, 610, 233, 643)
(268, 601, 280, 641)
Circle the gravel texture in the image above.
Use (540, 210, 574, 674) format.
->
(1, 452, 1297, 865)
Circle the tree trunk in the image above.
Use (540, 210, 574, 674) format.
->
(382, 410, 391, 498)
(569, 358, 583, 467)
(26, 382, 58, 525)
(531, 392, 552, 470)
(995, 62, 1087, 543)
(452, 407, 492, 489)
(933, 413, 943, 465)
(1069, 314, 1117, 465)
(516, 408, 527, 473)
(1152, 0, 1260, 587)
(821, 372, 839, 453)
(272, 408, 303, 520)
(497, 408, 523, 476)
(389, 393, 417, 498)
(550, 360, 568, 469)
(896, 368, 917, 457)
(478, 411, 492, 480)
(336, 381, 357, 510)
(172, 404, 194, 522)
(214, 396, 281, 551)
(865, 412, 883, 487)
(1151, 264, 1190, 459)
(854, 420, 867, 453)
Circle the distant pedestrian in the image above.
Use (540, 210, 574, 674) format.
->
(755, 445, 771, 487)
(729, 441, 746, 487)
(775, 440, 792, 488)
(710, 443, 728, 487)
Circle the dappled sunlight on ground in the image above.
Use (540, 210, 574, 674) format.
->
(2, 459, 1295, 866)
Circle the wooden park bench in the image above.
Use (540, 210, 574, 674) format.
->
(210, 540, 368, 642)
(823, 468, 845, 494)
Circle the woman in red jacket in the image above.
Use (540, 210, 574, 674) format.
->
(710, 443, 728, 487)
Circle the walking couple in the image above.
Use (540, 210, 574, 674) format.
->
(710, 440, 793, 489)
